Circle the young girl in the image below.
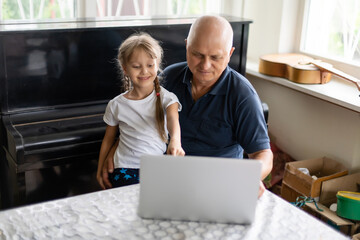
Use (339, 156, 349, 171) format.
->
(97, 33, 184, 189)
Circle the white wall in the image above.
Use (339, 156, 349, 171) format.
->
(248, 74, 360, 172)
(222, 0, 360, 172)
(242, 0, 302, 62)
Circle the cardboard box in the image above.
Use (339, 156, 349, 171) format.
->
(305, 173, 360, 237)
(320, 172, 360, 206)
(353, 233, 360, 240)
(305, 202, 357, 236)
(281, 157, 348, 202)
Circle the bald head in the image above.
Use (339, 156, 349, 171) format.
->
(187, 15, 234, 53)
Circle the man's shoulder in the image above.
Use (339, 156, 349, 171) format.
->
(162, 62, 188, 89)
(226, 67, 248, 82)
(163, 62, 188, 75)
(225, 67, 256, 94)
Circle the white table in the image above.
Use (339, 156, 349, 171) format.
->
(0, 184, 350, 240)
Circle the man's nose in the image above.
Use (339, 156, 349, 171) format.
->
(200, 57, 211, 69)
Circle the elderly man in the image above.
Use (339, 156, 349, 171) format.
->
(99, 15, 273, 197)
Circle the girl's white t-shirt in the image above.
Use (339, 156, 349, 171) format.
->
(103, 86, 181, 169)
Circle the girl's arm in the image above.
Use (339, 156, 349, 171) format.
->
(97, 125, 118, 189)
(166, 103, 185, 156)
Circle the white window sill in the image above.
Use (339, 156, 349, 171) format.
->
(246, 61, 360, 113)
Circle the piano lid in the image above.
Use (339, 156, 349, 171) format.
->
(0, 23, 191, 114)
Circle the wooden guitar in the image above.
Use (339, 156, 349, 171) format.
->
(259, 53, 360, 91)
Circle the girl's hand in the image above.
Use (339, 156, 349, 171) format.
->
(167, 139, 185, 156)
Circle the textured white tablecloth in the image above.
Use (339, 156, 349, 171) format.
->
(0, 184, 350, 240)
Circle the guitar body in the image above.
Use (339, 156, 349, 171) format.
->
(259, 53, 332, 84)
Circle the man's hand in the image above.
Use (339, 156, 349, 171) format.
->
(258, 180, 266, 198)
(97, 139, 118, 190)
(97, 155, 114, 190)
(248, 149, 273, 198)
(102, 155, 114, 189)
(96, 169, 106, 190)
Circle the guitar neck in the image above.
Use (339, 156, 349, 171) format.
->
(311, 61, 360, 91)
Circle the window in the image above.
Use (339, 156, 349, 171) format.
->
(95, 0, 221, 17)
(0, 0, 221, 21)
(1, 0, 76, 21)
(301, 0, 360, 67)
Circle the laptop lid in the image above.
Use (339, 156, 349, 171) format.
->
(138, 155, 262, 224)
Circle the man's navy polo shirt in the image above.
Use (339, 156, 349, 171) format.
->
(162, 62, 270, 158)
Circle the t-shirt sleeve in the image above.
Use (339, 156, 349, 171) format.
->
(103, 100, 119, 126)
(236, 93, 270, 154)
(161, 88, 182, 112)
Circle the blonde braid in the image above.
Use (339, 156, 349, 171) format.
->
(154, 77, 167, 142)
(122, 75, 129, 92)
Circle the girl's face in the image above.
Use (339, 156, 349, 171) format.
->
(123, 47, 159, 91)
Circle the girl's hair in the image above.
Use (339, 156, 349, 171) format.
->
(117, 32, 167, 142)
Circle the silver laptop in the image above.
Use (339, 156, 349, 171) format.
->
(137, 155, 261, 224)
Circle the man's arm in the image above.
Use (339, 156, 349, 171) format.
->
(97, 126, 117, 189)
(248, 149, 273, 198)
(99, 140, 116, 189)
(248, 149, 273, 180)
(100, 139, 118, 189)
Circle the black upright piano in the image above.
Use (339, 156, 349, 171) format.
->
(0, 16, 252, 209)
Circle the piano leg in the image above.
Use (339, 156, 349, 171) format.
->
(0, 150, 26, 209)
(0, 148, 10, 209)
(1, 153, 101, 209)
(1, 148, 44, 208)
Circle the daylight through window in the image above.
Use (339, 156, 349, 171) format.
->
(301, 0, 360, 66)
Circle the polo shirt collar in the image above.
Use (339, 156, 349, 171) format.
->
(182, 66, 230, 96)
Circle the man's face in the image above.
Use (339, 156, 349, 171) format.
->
(186, 34, 234, 85)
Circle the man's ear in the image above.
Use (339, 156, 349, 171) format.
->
(229, 47, 235, 57)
